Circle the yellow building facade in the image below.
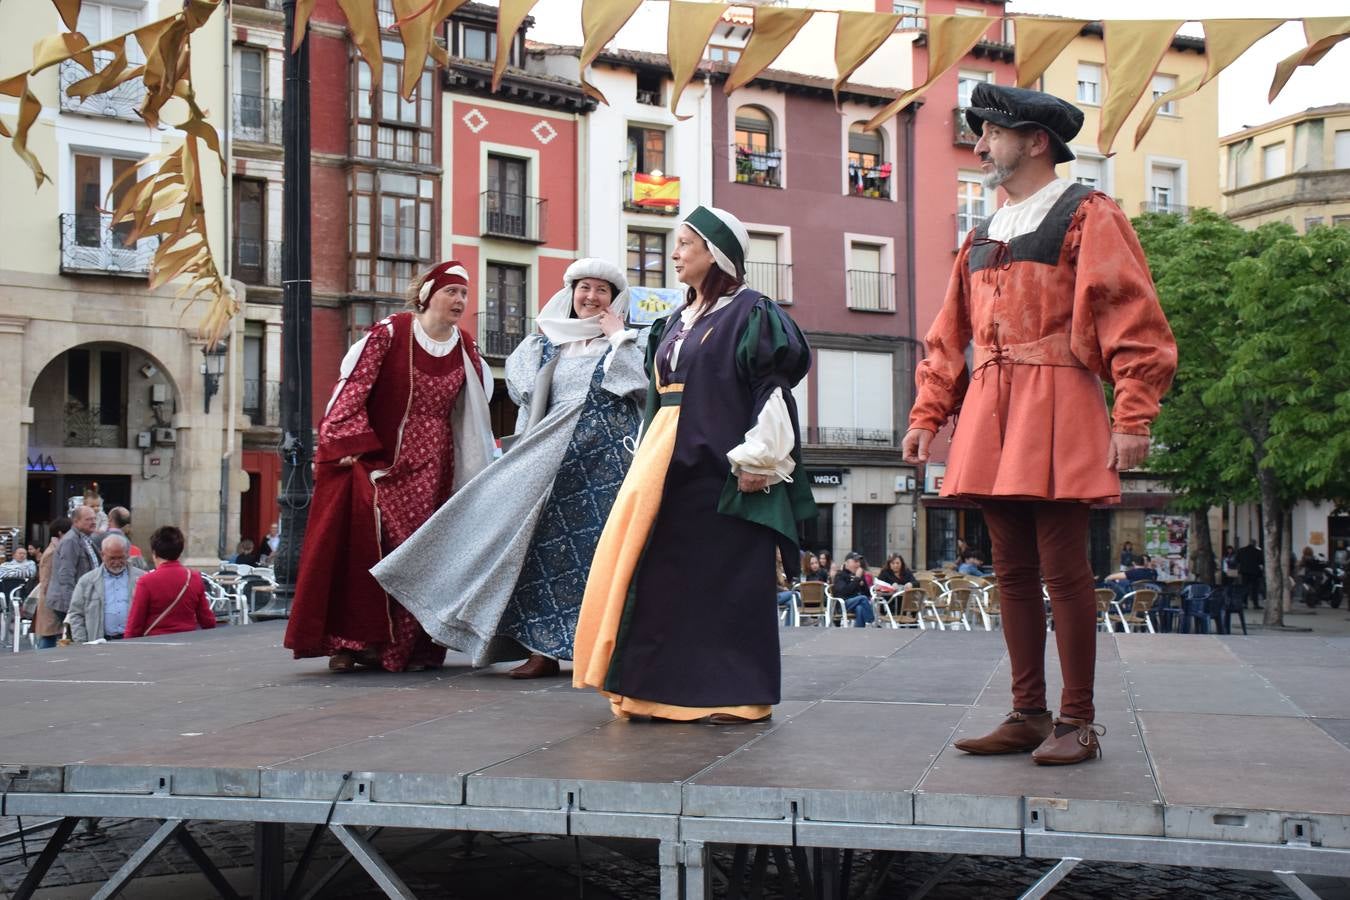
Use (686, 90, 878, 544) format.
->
(1218, 104, 1350, 231)
(1039, 26, 1220, 218)
(0, 0, 244, 563)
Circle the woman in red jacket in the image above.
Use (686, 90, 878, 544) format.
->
(126, 526, 216, 638)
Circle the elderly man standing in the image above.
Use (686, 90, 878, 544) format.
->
(67, 534, 144, 642)
(42, 505, 101, 648)
(903, 84, 1176, 765)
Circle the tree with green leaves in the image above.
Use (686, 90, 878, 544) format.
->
(1134, 211, 1350, 626)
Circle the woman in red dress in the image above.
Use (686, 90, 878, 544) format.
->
(284, 261, 497, 672)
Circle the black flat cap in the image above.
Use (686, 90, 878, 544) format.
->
(965, 83, 1084, 165)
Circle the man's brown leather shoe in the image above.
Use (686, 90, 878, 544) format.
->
(1031, 716, 1105, 766)
(509, 654, 561, 679)
(953, 710, 1053, 754)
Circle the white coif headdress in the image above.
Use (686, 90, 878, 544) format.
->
(536, 258, 631, 346)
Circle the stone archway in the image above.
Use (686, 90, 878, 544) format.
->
(24, 342, 182, 550)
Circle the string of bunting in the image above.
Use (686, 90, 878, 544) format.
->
(2, 0, 1347, 337)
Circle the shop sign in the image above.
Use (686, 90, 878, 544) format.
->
(924, 463, 946, 494)
(809, 469, 844, 487)
(26, 454, 57, 472)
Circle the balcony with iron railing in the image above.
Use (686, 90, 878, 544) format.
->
(58, 58, 145, 121)
(846, 269, 896, 313)
(59, 213, 157, 277)
(847, 163, 893, 199)
(954, 107, 979, 146)
(233, 94, 283, 144)
(745, 261, 792, 303)
(243, 379, 281, 427)
(803, 426, 900, 450)
(481, 191, 547, 243)
(233, 238, 282, 288)
(476, 311, 534, 359)
(734, 145, 782, 188)
(63, 402, 127, 448)
(1140, 200, 1192, 217)
(232, 0, 283, 10)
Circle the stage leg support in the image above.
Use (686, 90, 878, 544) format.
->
(11, 816, 79, 900)
(658, 840, 682, 900)
(683, 840, 711, 900)
(1275, 871, 1333, 900)
(1017, 857, 1081, 900)
(91, 819, 182, 900)
(907, 853, 957, 900)
(329, 823, 417, 900)
(173, 825, 243, 900)
(255, 822, 286, 900)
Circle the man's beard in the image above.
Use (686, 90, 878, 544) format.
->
(981, 147, 1025, 190)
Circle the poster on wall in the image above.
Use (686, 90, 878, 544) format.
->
(627, 286, 683, 327)
(1144, 514, 1190, 580)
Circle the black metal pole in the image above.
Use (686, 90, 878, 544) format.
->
(256, 0, 311, 619)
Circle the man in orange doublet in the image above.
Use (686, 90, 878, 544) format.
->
(903, 85, 1176, 765)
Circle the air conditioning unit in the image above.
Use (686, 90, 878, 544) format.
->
(153, 428, 176, 445)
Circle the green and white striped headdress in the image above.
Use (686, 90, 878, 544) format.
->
(683, 205, 750, 280)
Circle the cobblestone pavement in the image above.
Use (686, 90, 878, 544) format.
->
(3, 819, 1345, 899)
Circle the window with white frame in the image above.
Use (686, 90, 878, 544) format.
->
(353, 38, 435, 165)
(893, 2, 921, 29)
(63, 1, 145, 119)
(1077, 63, 1102, 106)
(1336, 130, 1350, 169)
(956, 171, 993, 247)
(1262, 142, 1286, 181)
(816, 349, 894, 445)
(846, 242, 894, 312)
(1148, 164, 1180, 211)
(1151, 73, 1178, 116)
(1227, 140, 1251, 189)
(746, 232, 790, 302)
(1071, 155, 1105, 192)
(957, 70, 993, 109)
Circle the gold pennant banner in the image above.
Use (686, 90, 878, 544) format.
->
(1269, 17, 1350, 103)
(666, 1, 726, 119)
(1098, 19, 1183, 156)
(578, 0, 644, 104)
(1134, 18, 1282, 149)
(833, 11, 899, 107)
(725, 6, 813, 95)
(1014, 16, 1089, 89)
(493, 0, 540, 91)
(864, 13, 990, 131)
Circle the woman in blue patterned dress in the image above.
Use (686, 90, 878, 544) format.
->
(374, 259, 647, 678)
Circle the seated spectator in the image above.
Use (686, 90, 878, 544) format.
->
(229, 539, 260, 567)
(0, 546, 37, 581)
(776, 551, 797, 623)
(817, 551, 835, 581)
(957, 552, 985, 576)
(126, 526, 217, 638)
(831, 553, 875, 627)
(875, 553, 919, 592)
(66, 534, 144, 642)
(1104, 554, 1160, 599)
(799, 553, 828, 583)
(1119, 541, 1138, 568)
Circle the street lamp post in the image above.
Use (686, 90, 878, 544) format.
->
(254, 0, 312, 620)
(201, 339, 228, 414)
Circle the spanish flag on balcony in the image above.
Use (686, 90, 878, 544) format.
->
(631, 172, 681, 210)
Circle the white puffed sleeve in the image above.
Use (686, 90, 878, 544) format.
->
(601, 328, 638, 374)
(726, 387, 796, 485)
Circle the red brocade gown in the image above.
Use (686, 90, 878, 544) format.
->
(295, 316, 468, 671)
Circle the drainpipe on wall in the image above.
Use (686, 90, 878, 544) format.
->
(223, 13, 231, 274)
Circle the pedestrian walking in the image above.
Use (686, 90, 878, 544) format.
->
(283, 260, 496, 672)
(572, 205, 815, 724)
(903, 84, 1176, 765)
(375, 258, 647, 678)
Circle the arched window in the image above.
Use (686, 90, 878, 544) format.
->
(847, 122, 892, 199)
(734, 105, 781, 187)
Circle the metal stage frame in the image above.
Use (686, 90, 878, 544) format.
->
(3, 624, 1348, 899)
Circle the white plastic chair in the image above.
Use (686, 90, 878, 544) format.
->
(870, 584, 899, 628)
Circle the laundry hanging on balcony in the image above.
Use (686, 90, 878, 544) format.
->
(630, 172, 681, 210)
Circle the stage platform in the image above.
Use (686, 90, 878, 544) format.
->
(2, 623, 1349, 899)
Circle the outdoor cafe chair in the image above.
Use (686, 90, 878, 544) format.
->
(894, 588, 928, 629)
(870, 583, 899, 628)
(1095, 587, 1121, 632)
(931, 587, 974, 631)
(1117, 588, 1160, 634)
(980, 584, 1002, 629)
(793, 582, 829, 627)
